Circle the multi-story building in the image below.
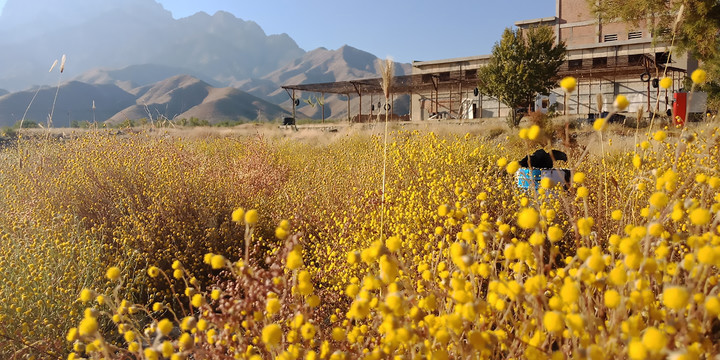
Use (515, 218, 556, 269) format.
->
(410, 0, 695, 121)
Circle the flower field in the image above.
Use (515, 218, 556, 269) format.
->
(1, 108, 720, 359)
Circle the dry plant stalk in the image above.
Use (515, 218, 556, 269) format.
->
(596, 93, 604, 114)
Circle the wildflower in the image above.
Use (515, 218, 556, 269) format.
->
(300, 323, 316, 340)
(543, 311, 564, 333)
(78, 316, 98, 337)
(659, 77, 672, 89)
(705, 296, 720, 316)
(653, 131, 667, 142)
(628, 340, 647, 360)
(613, 95, 629, 111)
(560, 77, 577, 93)
(611, 210, 622, 220)
(157, 318, 173, 336)
(649, 192, 669, 208)
(573, 172, 585, 184)
(144, 348, 159, 360)
(106, 266, 121, 281)
(506, 161, 520, 174)
(386, 236, 401, 252)
(691, 69, 707, 84)
(642, 327, 667, 353)
(689, 208, 711, 225)
(231, 207, 245, 223)
(244, 209, 259, 225)
(147, 266, 160, 278)
(211, 289, 222, 300)
(79, 288, 93, 303)
(262, 324, 282, 347)
(210, 254, 226, 269)
(66, 327, 78, 342)
(517, 208, 539, 229)
(604, 289, 621, 309)
(547, 226, 563, 243)
(528, 125, 541, 140)
(663, 286, 689, 310)
(286, 246, 304, 270)
(191, 294, 205, 308)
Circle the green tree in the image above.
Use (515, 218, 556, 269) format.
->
(478, 26, 566, 127)
(588, 0, 720, 107)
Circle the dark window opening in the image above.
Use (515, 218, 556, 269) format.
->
(439, 72, 451, 82)
(655, 52, 671, 65)
(592, 57, 608, 68)
(422, 74, 433, 84)
(464, 69, 477, 79)
(628, 54, 644, 66)
(568, 59, 583, 70)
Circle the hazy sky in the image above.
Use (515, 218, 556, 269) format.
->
(0, 0, 557, 63)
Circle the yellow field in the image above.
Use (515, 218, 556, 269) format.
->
(1, 117, 719, 359)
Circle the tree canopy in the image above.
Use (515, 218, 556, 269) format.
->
(477, 26, 566, 126)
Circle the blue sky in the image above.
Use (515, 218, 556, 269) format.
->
(0, 0, 556, 63)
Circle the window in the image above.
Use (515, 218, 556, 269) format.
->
(655, 52, 671, 65)
(568, 59, 583, 70)
(464, 69, 477, 79)
(628, 31, 643, 40)
(603, 34, 618, 42)
(438, 72, 450, 82)
(422, 74, 433, 84)
(592, 57, 607, 68)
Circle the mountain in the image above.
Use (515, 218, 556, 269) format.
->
(107, 75, 289, 124)
(0, 75, 290, 127)
(0, 0, 304, 91)
(0, 89, 8, 96)
(74, 64, 218, 93)
(0, 82, 137, 127)
(237, 45, 413, 118)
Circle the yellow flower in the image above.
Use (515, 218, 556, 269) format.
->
(627, 340, 647, 360)
(79, 288, 93, 303)
(604, 289, 621, 309)
(663, 286, 689, 310)
(231, 207, 245, 223)
(527, 125, 541, 140)
(157, 318, 174, 336)
(147, 266, 160, 278)
(560, 280, 580, 304)
(543, 311, 564, 333)
(705, 296, 720, 316)
(300, 322, 316, 341)
(649, 192, 669, 208)
(262, 324, 282, 348)
(653, 131, 667, 142)
(642, 327, 667, 353)
(506, 161, 520, 174)
(611, 210, 622, 220)
(210, 254, 226, 269)
(244, 209, 259, 225)
(689, 208, 711, 225)
(576, 186, 589, 198)
(691, 69, 707, 84)
(211, 289, 222, 300)
(78, 316, 98, 337)
(386, 236, 401, 252)
(547, 226, 563, 243)
(286, 246, 304, 270)
(659, 77, 672, 89)
(191, 294, 205, 308)
(66, 327, 78, 342)
(517, 208, 539, 230)
(106, 266, 121, 281)
(560, 77, 577, 93)
(573, 172, 585, 184)
(613, 95, 629, 111)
